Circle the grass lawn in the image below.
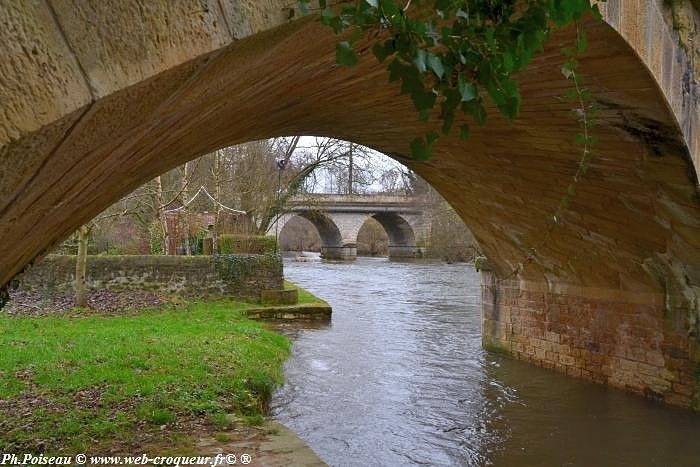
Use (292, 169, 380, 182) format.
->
(0, 301, 290, 454)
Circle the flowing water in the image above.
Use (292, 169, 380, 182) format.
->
(271, 258, 700, 466)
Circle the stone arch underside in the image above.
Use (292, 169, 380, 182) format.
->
(2, 1, 700, 407)
(290, 211, 342, 247)
(280, 211, 362, 260)
(371, 213, 416, 246)
(370, 212, 423, 258)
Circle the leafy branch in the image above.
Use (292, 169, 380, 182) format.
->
(497, 21, 599, 281)
(293, 0, 601, 159)
(292, 1, 605, 279)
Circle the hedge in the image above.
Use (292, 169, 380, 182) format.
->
(218, 234, 277, 255)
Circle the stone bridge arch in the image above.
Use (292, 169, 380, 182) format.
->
(2, 1, 700, 408)
(370, 212, 424, 259)
(276, 211, 355, 260)
(276, 209, 428, 260)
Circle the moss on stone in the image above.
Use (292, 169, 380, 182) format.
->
(482, 336, 512, 357)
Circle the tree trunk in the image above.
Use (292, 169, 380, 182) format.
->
(75, 225, 89, 307)
(213, 150, 222, 254)
(182, 161, 191, 255)
(154, 175, 169, 255)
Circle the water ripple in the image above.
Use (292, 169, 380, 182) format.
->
(272, 258, 700, 467)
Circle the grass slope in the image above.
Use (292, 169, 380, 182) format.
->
(0, 301, 290, 453)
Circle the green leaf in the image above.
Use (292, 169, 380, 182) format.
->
(427, 130, 439, 145)
(372, 41, 393, 62)
(410, 131, 439, 160)
(388, 59, 403, 82)
(459, 124, 470, 139)
(410, 136, 431, 160)
(329, 16, 344, 34)
(458, 74, 477, 102)
(381, 0, 400, 17)
(561, 64, 574, 79)
(414, 49, 427, 73)
(410, 89, 436, 113)
(427, 53, 445, 79)
(397, 66, 424, 94)
(441, 108, 454, 134)
(462, 100, 486, 126)
(336, 41, 358, 67)
(503, 51, 514, 73)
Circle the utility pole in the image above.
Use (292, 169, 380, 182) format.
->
(275, 159, 287, 253)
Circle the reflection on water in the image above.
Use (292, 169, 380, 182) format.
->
(271, 258, 700, 466)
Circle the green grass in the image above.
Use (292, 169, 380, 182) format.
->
(284, 280, 328, 306)
(0, 301, 290, 453)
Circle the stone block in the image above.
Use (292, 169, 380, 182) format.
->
(261, 288, 299, 305)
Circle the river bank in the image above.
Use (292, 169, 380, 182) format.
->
(0, 289, 324, 464)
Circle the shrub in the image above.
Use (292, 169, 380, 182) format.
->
(217, 235, 277, 254)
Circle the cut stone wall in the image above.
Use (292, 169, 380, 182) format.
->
(481, 270, 700, 410)
(16, 254, 282, 299)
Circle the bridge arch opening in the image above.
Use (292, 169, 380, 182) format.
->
(356, 217, 389, 257)
(280, 211, 355, 260)
(1, 1, 699, 408)
(278, 215, 321, 253)
(369, 213, 421, 259)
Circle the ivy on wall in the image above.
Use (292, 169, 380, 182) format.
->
(213, 253, 283, 286)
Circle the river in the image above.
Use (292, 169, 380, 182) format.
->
(271, 258, 700, 466)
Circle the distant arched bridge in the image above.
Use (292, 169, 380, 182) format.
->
(271, 194, 430, 260)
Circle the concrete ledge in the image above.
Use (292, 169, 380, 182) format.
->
(246, 304, 332, 321)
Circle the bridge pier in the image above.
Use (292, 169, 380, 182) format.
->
(388, 245, 424, 259)
(320, 246, 357, 261)
(480, 269, 700, 410)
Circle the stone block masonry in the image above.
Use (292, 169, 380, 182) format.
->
(16, 254, 283, 300)
(481, 271, 700, 410)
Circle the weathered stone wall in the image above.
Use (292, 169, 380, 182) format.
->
(481, 271, 699, 410)
(16, 254, 282, 299)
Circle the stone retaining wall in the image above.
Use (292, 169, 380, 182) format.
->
(481, 271, 700, 410)
(16, 254, 282, 299)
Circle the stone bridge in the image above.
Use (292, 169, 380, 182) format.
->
(271, 194, 430, 259)
(1, 1, 700, 408)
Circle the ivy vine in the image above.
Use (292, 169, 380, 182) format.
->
(499, 21, 599, 281)
(292, 0, 604, 279)
(213, 253, 283, 285)
(293, 0, 602, 160)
